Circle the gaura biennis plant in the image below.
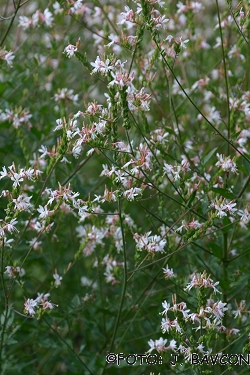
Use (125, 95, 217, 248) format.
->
(0, 0, 250, 374)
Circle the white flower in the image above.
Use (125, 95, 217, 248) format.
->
(123, 187, 142, 201)
(5, 266, 25, 278)
(238, 209, 250, 228)
(18, 16, 31, 29)
(168, 339, 177, 350)
(64, 44, 78, 58)
(38, 145, 48, 159)
(163, 163, 181, 181)
(37, 205, 54, 220)
(90, 56, 114, 74)
(155, 337, 168, 352)
(10, 172, 24, 188)
(197, 343, 205, 353)
(53, 273, 62, 286)
(53, 1, 63, 14)
(134, 231, 166, 253)
(180, 38, 189, 49)
(81, 276, 97, 288)
(43, 9, 54, 27)
(24, 298, 38, 315)
(147, 339, 155, 353)
(0, 166, 8, 179)
(161, 300, 171, 315)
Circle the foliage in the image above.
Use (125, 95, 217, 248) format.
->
(0, 0, 250, 374)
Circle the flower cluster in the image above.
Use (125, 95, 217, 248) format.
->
(24, 293, 56, 316)
(134, 231, 166, 253)
(19, 8, 54, 29)
(210, 200, 237, 219)
(215, 154, 238, 174)
(0, 164, 41, 188)
(0, 107, 32, 128)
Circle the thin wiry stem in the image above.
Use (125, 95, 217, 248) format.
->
(152, 37, 250, 165)
(42, 317, 94, 375)
(0, 0, 22, 47)
(216, 0, 231, 150)
(101, 198, 127, 375)
(0, 239, 9, 372)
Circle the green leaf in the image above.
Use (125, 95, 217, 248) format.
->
(222, 216, 234, 233)
(231, 130, 242, 142)
(67, 348, 83, 370)
(211, 187, 235, 200)
(163, 126, 175, 135)
(186, 190, 197, 207)
(210, 243, 222, 259)
(243, 158, 250, 175)
(0, 82, 6, 96)
(201, 147, 218, 167)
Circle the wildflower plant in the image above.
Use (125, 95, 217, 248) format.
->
(0, 0, 250, 374)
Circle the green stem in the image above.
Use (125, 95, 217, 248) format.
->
(152, 37, 250, 165)
(102, 198, 127, 375)
(222, 233, 228, 334)
(0, 240, 9, 373)
(215, 0, 231, 152)
(0, 0, 22, 47)
(42, 317, 94, 375)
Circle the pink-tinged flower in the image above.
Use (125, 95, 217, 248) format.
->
(2, 51, 15, 67)
(5, 219, 19, 234)
(155, 337, 168, 352)
(215, 153, 238, 173)
(162, 265, 176, 279)
(210, 199, 237, 218)
(42, 300, 56, 310)
(36, 293, 50, 303)
(18, 16, 31, 29)
(5, 266, 25, 278)
(64, 44, 78, 58)
(24, 298, 38, 315)
(232, 300, 247, 319)
(13, 194, 33, 212)
(147, 337, 168, 353)
(228, 328, 240, 335)
(123, 187, 142, 201)
(185, 271, 221, 294)
(161, 317, 172, 333)
(151, 13, 169, 30)
(212, 301, 228, 320)
(134, 231, 166, 253)
(118, 6, 135, 24)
